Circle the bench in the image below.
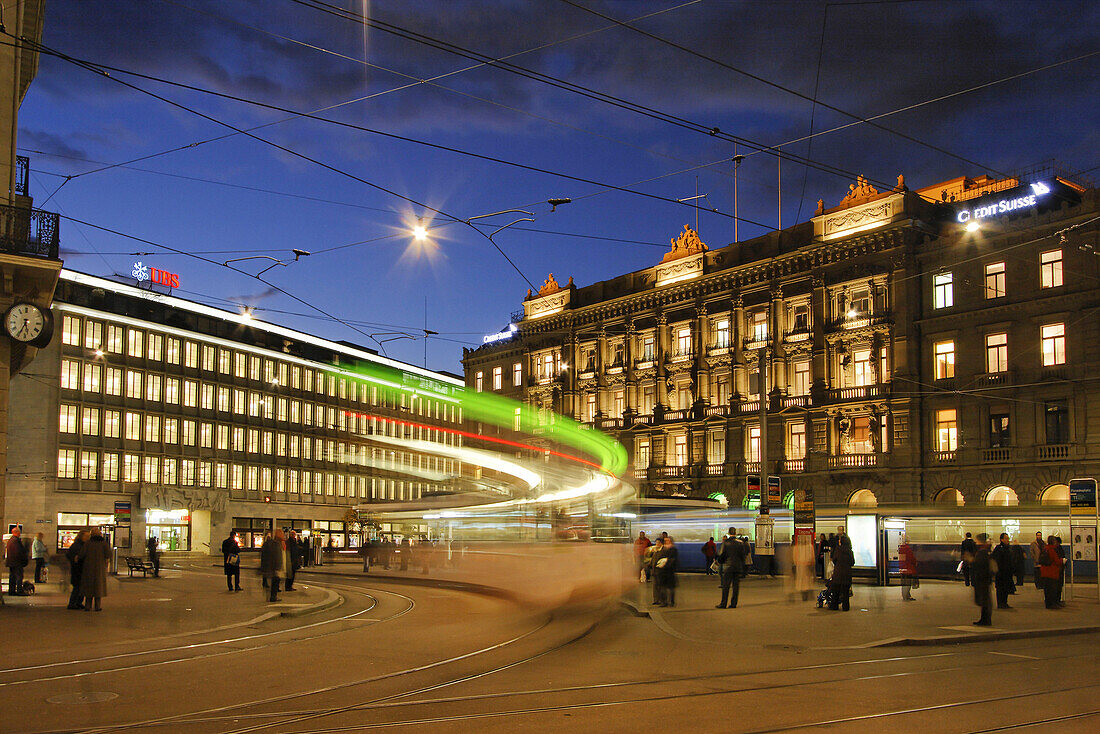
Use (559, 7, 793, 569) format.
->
(124, 556, 156, 577)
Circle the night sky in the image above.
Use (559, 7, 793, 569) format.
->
(17, 0, 1100, 373)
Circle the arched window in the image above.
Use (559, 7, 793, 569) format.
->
(849, 489, 877, 508)
(935, 487, 965, 506)
(985, 485, 1019, 506)
(1040, 484, 1069, 506)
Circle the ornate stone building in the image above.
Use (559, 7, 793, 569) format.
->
(463, 170, 1098, 508)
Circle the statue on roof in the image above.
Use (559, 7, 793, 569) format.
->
(538, 273, 562, 296)
(661, 224, 709, 263)
(839, 175, 880, 205)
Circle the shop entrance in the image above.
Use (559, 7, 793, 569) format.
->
(145, 509, 191, 551)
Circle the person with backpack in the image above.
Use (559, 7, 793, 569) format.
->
(716, 526, 747, 609)
(222, 531, 242, 592)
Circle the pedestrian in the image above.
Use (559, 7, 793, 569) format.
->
(260, 529, 286, 602)
(146, 534, 160, 577)
(643, 537, 662, 603)
(633, 531, 652, 580)
(285, 530, 302, 591)
(5, 527, 29, 595)
(222, 531, 242, 591)
(899, 534, 918, 601)
(1054, 535, 1067, 607)
(716, 526, 747, 608)
(991, 533, 1015, 609)
(654, 536, 679, 607)
(970, 532, 993, 626)
(1029, 531, 1045, 590)
(1010, 538, 1026, 590)
(815, 533, 827, 579)
(828, 535, 855, 611)
(399, 538, 410, 571)
(791, 532, 815, 602)
(64, 530, 88, 610)
(1038, 534, 1064, 607)
(822, 533, 836, 579)
(260, 531, 272, 588)
(31, 532, 49, 584)
(359, 539, 372, 573)
(313, 534, 323, 566)
(960, 532, 976, 586)
(78, 528, 110, 611)
(702, 537, 717, 575)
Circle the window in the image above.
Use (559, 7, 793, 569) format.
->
(124, 454, 140, 482)
(103, 453, 119, 482)
(62, 315, 81, 346)
(146, 374, 162, 402)
(83, 363, 102, 393)
(183, 380, 197, 407)
(675, 326, 692, 356)
(750, 311, 768, 341)
(200, 423, 212, 448)
(232, 427, 245, 452)
(216, 386, 229, 412)
(1041, 323, 1065, 366)
(124, 412, 141, 441)
(59, 404, 78, 433)
(852, 349, 873, 386)
(935, 409, 957, 451)
(788, 422, 806, 459)
(181, 460, 196, 486)
(61, 359, 80, 390)
(792, 360, 811, 396)
(143, 456, 160, 483)
(125, 370, 143, 399)
(201, 345, 215, 371)
(106, 324, 123, 353)
(182, 420, 196, 446)
(247, 429, 259, 454)
(849, 416, 872, 453)
(790, 302, 810, 333)
(58, 449, 77, 479)
(83, 320, 102, 350)
(216, 425, 229, 450)
(513, 362, 522, 386)
(105, 367, 122, 396)
(165, 378, 180, 405)
(492, 366, 502, 390)
(985, 264, 1003, 299)
(713, 318, 730, 348)
(714, 375, 731, 406)
(642, 335, 656, 361)
(747, 426, 761, 462)
(673, 435, 688, 466)
(104, 410, 120, 438)
(635, 440, 650, 469)
(585, 393, 597, 422)
(933, 273, 953, 309)
(183, 340, 198, 368)
(475, 371, 483, 392)
(934, 340, 955, 380)
(709, 431, 725, 464)
(234, 353, 247, 378)
(1040, 249, 1063, 289)
(146, 333, 163, 361)
(218, 349, 231, 374)
(82, 407, 99, 436)
(1045, 400, 1070, 444)
(986, 333, 1008, 373)
(166, 337, 181, 365)
(144, 415, 161, 442)
(162, 458, 177, 485)
(233, 389, 245, 414)
(163, 418, 178, 444)
(989, 410, 1010, 448)
(127, 329, 144, 358)
(249, 356, 261, 381)
(80, 451, 98, 480)
(614, 389, 625, 418)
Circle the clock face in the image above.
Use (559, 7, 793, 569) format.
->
(5, 303, 46, 343)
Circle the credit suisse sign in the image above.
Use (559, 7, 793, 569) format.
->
(955, 181, 1050, 224)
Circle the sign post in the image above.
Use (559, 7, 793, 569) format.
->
(1068, 478, 1098, 601)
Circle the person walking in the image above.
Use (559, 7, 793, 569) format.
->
(1010, 538, 1026, 591)
(654, 536, 679, 607)
(633, 531, 652, 580)
(146, 535, 160, 577)
(1054, 536, 1067, 607)
(702, 537, 717, 575)
(285, 530, 303, 591)
(792, 532, 815, 602)
(899, 535, 918, 601)
(991, 533, 1016, 609)
(5, 527, 28, 595)
(970, 533, 993, 626)
(260, 529, 286, 602)
(644, 538, 662, 603)
(64, 530, 88, 610)
(815, 533, 827, 579)
(78, 528, 110, 611)
(222, 531, 242, 591)
(1029, 531, 1045, 590)
(716, 527, 747, 608)
(960, 532, 977, 586)
(828, 535, 855, 611)
(1040, 536, 1066, 609)
(31, 533, 49, 584)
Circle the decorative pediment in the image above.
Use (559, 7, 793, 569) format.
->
(655, 226, 707, 286)
(661, 225, 708, 263)
(522, 273, 574, 320)
(813, 176, 908, 242)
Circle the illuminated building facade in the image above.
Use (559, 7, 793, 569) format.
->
(6, 269, 464, 552)
(464, 170, 1099, 509)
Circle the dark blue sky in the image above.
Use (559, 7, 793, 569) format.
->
(18, 0, 1100, 372)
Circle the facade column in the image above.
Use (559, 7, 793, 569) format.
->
(624, 318, 637, 415)
(595, 326, 608, 417)
(810, 275, 828, 403)
(769, 286, 786, 401)
(695, 304, 710, 406)
(731, 294, 747, 398)
(655, 311, 669, 410)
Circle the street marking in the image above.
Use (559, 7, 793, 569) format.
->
(988, 651, 1039, 659)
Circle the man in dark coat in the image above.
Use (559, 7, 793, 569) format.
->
(260, 530, 286, 602)
(146, 535, 160, 577)
(716, 527, 747, 608)
(960, 533, 977, 586)
(285, 531, 303, 591)
(828, 535, 855, 611)
(971, 533, 994, 625)
(222, 531, 242, 591)
(990, 533, 1015, 609)
(64, 530, 88, 609)
(5, 528, 29, 595)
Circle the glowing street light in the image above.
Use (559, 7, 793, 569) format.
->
(413, 218, 428, 242)
(965, 220, 980, 233)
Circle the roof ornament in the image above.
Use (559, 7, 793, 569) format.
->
(839, 175, 879, 206)
(661, 224, 709, 264)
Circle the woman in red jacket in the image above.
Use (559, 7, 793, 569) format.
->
(1040, 536, 1065, 609)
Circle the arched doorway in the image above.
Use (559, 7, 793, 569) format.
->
(848, 489, 877, 508)
(985, 485, 1019, 506)
(1040, 484, 1069, 506)
(935, 487, 965, 506)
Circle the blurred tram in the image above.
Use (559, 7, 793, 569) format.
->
(631, 502, 1095, 584)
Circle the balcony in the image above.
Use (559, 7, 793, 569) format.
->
(670, 348, 693, 363)
(982, 447, 1014, 462)
(782, 395, 809, 408)
(829, 453, 877, 469)
(744, 461, 761, 474)
(663, 409, 688, 422)
(0, 203, 60, 260)
(782, 458, 805, 472)
(976, 371, 1010, 387)
(15, 155, 29, 197)
(1040, 365, 1067, 381)
(707, 341, 731, 355)
(704, 463, 726, 476)
(651, 465, 687, 479)
(634, 357, 657, 370)
(705, 405, 729, 418)
(1037, 444, 1070, 460)
(784, 328, 810, 343)
(740, 399, 761, 413)
(827, 384, 887, 402)
(743, 336, 768, 351)
(932, 450, 956, 463)
(595, 417, 623, 430)
(826, 312, 891, 332)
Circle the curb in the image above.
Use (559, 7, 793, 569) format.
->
(871, 623, 1100, 647)
(279, 585, 342, 617)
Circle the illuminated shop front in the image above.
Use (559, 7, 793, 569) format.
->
(145, 508, 191, 551)
(56, 512, 116, 549)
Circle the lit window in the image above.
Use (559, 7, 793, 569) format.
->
(183, 340, 198, 368)
(642, 336, 656, 361)
(125, 370, 142, 399)
(232, 427, 245, 451)
(162, 459, 177, 485)
(746, 426, 761, 462)
(791, 361, 810, 396)
(674, 435, 688, 466)
(180, 460, 196, 486)
(60, 359, 80, 390)
(1040, 250, 1063, 289)
(144, 415, 161, 442)
(106, 325, 123, 354)
(635, 440, 650, 469)
(709, 431, 726, 464)
(146, 333, 162, 361)
(105, 367, 122, 396)
(788, 422, 806, 459)
(83, 363, 102, 393)
(183, 380, 197, 407)
(585, 393, 597, 422)
(492, 366, 502, 390)
(124, 412, 140, 441)
(676, 326, 692, 355)
(614, 389, 625, 418)
(1041, 323, 1065, 366)
(852, 349, 873, 386)
(936, 409, 958, 451)
(145, 374, 161, 402)
(201, 345, 215, 371)
(218, 349, 231, 374)
(82, 407, 99, 436)
(83, 320, 102, 350)
(127, 329, 144, 358)
(750, 311, 768, 341)
(62, 315, 81, 346)
(713, 318, 730, 348)
(143, 456, 160, 483)
(934, 340, 955, 379)
(933, 273, 953, 309)
(104, 410, 120, 438)
(59, 404, 78, 433)
(102, 453, 119, 482)
(249, 356, 261, 381)
(165, 378, 180, 405)
(984, 262, 1006, 299)
(986, 333, 1008, 373)
(163, 418, 178, 444)
(182, 420, 196, 446)
(233, 389, 245, 414)
(80, 451, 98, 480)
(166, 338, 181, 365)
(58, 449, 77, 479)
(216, 425, 229, 450)
(124, 454, 140, 482)
(475, 371, 483, 392)
(200, 423, 212, 448)
(513, 362, 522, 386)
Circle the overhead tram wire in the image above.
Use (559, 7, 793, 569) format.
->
(286, 0, 919, 196)
(557, 0, 1008, 179)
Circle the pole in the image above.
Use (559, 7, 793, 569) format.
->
(733, 148, 741, 244)
(777, 148, 782, 231)
(759, 345, 768, 511)
(423, 296, 428, 369)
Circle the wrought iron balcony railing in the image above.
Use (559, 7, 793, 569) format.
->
(0, 203, 60, 260)
(15, 156, 29, 197)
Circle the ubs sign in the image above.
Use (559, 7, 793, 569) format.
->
(955, 181, 1050, 224)
(132, 261, 180, 289)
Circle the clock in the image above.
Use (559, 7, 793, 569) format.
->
(4, 302, 53, 347)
